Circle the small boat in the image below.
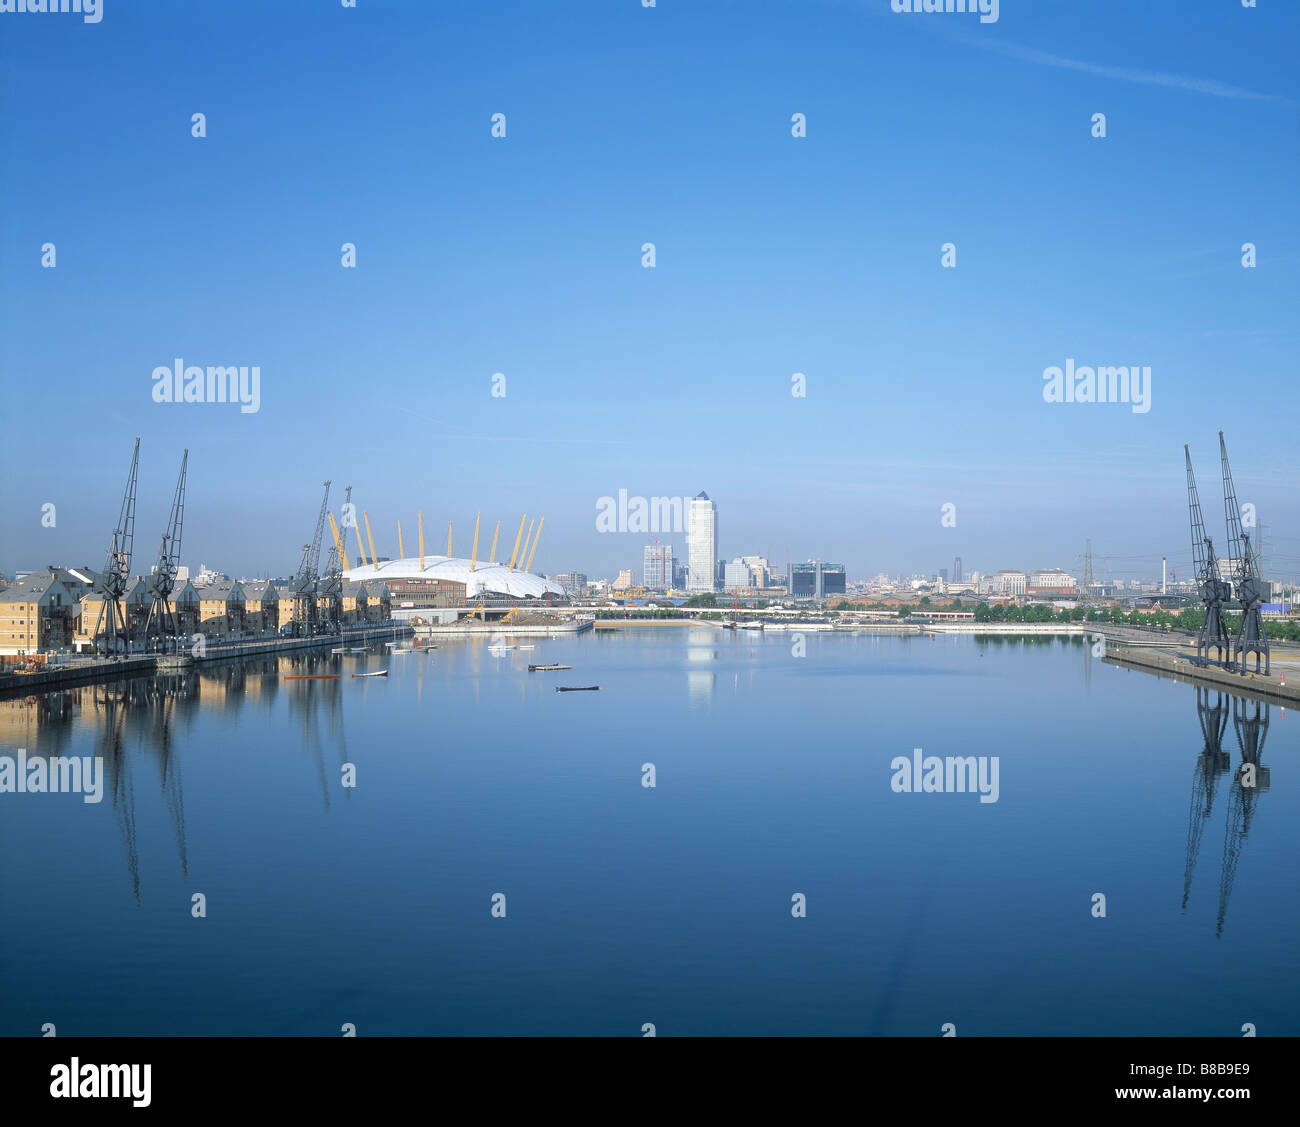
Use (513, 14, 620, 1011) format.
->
(556, 685, 599, 692)
(330, 647, 348, 654)
(517, 645, 535, 650)
(284, 673, 340, 680)
(529, 664, 572, 671)
(349, 647, 371, 654)
(352, 669, 389, 678)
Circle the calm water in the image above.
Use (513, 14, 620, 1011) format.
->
(1, 629, 1295, 1036)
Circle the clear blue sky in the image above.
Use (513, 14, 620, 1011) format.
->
(2, 0, 1297, 585)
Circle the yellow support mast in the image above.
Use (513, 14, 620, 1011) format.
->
(364, 512, 379, 573)
(418, 511, 425, 572)
(525, 517, 544, 573)
(508, 515, 527, 571)
(470, 512, 481, 571)
(397, 521, 405, 561)
(354, 517, 368, 568)
(447, 521, 453, 559)
(516, 519, 534, 573)
(328, 513, 352, 571)
(488, 520, 500, 564)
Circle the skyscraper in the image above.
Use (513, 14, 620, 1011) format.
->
(953, 556, 963, 583)
(686, 492, 717, 592)
(643, 543, 673, 590)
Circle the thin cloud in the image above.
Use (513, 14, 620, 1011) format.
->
(929, 28, 1296, 106)
(976, 37, 1291, 103)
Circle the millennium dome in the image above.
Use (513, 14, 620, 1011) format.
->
(343, 556, 566, 599)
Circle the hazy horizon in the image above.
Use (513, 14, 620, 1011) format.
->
(3, 0, 1297, 584)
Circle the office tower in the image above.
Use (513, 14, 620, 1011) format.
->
(643, 544, 673, 590)
(686, 492, 717, 592)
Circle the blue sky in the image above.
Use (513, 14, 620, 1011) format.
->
(2, 0, 1297, 584)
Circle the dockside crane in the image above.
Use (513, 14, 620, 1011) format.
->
(92, 438, 141, 654)
(1219, 431, 1270, 674)
(1184, 445, 1232, 666)
(143, 450, 189, 649)
(289, 481, 331, 635)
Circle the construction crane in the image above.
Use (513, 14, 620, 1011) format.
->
(92, 438, 141, 654)
(290, 481, 331, 635)
(1219, 431, 1270, 674)
(1184, 445, 1232, 666)
(143, 450, 188, 649)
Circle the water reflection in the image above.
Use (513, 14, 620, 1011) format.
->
(0, 652, 355, 902)
(1182, 686, 1271, 937)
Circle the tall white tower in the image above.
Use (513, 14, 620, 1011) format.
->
(686, 492, 717, 592)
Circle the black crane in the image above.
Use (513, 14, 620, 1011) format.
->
(1219, 431, 1270, 674)
(289, 481, 331, 635)
(1183, 445, 1231, 666)
(91, 438, 141, 655)
(143, 450, 188, 649)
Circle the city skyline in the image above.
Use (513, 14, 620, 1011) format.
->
(3, 1, 1298, 580)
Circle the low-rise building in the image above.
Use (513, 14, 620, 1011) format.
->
(241, 581, 280, 633)
(0, 569, 76, 654)
(198, 580, 246, 635)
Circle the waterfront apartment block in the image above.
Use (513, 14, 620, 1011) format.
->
(241, 580, 281, 633)
(199, 580, 247, 634)
(0, 569, 76, 655)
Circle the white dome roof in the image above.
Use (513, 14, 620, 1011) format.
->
(343, 557, 565, 599)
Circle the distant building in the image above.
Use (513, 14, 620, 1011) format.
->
(555, 572, 588, 598)
(1027, 568, 1077, 596)
(686, 492, 717, 592)
(791, 561, 846, 600)
(953, 557, 963, 583)
(723, 560, 750, 589)
(990, 570, 1027, 596)
(613, 569, 634, 591)
(643, 544, 673, 591)
(738, 555, 770, 587)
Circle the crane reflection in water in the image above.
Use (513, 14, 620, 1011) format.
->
(4, 651, 350, 903)
(1181, 685, 1271, 938)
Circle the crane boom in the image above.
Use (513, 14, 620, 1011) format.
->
(93, 438, 140, 652)
(1184, 445, 1208, 584)
(144, 449, 188, 643)
(306, 480, 331, 581)
(1219, 431, 1269, 674)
